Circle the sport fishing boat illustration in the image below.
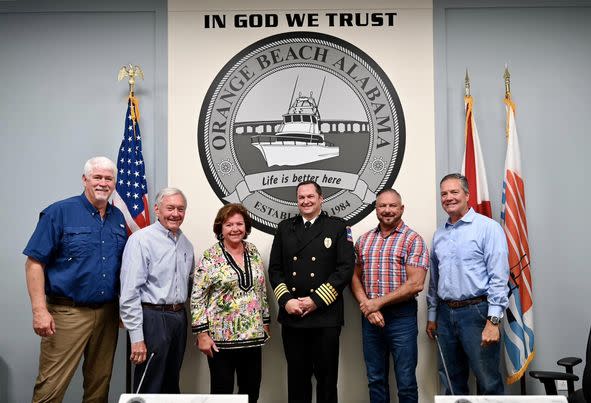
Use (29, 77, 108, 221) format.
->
(250, 78, 340, 167)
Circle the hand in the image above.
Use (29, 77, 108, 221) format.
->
(426, 321, 437, 340)
(263, 324, 271, 337)
(481, 320, 501, 346)
(359, 298, 381, 316)
(130, 341, 148, 365)
(366, 311, 385, 328)
(285, 299, 303, 316)
(32, 308, 55, 337)
(197, 332, 219, 358)
(298, 297, 317, 317)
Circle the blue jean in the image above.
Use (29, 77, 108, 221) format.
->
(436, 301, 504, 395)
(362, 307, 418, 403)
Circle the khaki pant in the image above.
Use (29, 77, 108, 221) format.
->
(32, 302, 118, 403)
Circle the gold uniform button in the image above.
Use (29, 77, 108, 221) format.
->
(293, 256, 298, 261)
(292, 272, 297, 276)
(311, 257, 316, 261)
(291, 287, 296, 292)
(310, 273, 315, 277)
(310, 289, 314, 293)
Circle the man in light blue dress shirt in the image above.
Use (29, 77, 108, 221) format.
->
(120, 187, 195, 393)
(426, 173, 509, 395)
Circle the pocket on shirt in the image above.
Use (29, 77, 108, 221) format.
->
(388, 252, 406, 274)
(63, 226, 92, 258)
(112, 227, 127, 256)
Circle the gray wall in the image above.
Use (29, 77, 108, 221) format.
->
(434, 0, 591, 395)
(0, 1, 167, 402)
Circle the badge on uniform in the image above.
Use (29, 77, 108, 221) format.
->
(346, 226, 353, 242)
(324, 237, 332, 249)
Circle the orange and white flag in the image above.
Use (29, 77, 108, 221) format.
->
(501, 96, 535, 384)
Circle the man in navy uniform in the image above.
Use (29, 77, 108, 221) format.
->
(269, 180, 355, 403)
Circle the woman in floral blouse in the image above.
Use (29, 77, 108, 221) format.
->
(191, 203, 270, 402)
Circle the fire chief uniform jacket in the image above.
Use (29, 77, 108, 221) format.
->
(269, 212, 355, 328)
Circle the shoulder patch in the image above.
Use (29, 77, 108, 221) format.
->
(346, 226, 353, 242)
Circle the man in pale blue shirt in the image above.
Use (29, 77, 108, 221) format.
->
(426, 173, 509, 395)
(120, 187, 195, 393)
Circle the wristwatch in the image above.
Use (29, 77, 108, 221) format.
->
(487, 315, 501, 325)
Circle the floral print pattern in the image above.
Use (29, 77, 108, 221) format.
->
(191, 241, 270, 349)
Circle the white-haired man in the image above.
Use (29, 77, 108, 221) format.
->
(24, 156, 127, 402)
(120, 188, 195, 393)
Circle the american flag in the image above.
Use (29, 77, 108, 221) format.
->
(112, 96, 151, 233)
(501, 95, 535, 384)
(461, 94, 492, 218)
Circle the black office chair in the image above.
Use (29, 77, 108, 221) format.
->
(530, 325, 590, 402)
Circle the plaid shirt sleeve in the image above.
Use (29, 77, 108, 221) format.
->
(405, 232, 429, 270)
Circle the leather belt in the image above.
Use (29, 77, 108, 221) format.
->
(141, 302, 185, 312)
(443, 295, 487, 309)
(47, 295, 105, 309)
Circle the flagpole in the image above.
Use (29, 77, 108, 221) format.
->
(117, 64, 144, 394)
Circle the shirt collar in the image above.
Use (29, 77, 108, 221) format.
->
(445, 207, 475, 227)
(302, 214, 320, 225)
(374, 219, 405, 237)
(154, 220, 182, 241)
(79, 192, 112, 216)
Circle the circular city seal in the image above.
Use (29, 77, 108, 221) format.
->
(199, 31, 405, 234)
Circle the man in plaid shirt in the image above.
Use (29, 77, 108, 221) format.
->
(351, 188, 429, 403)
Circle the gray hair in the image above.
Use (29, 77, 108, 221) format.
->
(83, 156, 116, 179)
(155, 187, 187, 207)
(440, 173, 470, 193)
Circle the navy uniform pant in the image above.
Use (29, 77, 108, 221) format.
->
(281, 326, 341, 403)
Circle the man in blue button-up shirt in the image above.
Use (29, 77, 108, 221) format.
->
(119, 188, 194, 394)
(426, 173, 509, 395)
(23, 156, 127, 402)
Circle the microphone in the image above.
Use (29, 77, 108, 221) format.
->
(135, 351, 155, 394)
(433, 331, 455, 396)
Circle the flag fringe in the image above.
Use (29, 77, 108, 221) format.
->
(506, 348, 536, 384)
(130, 95, 140, 122)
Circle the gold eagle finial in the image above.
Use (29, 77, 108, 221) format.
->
(118, 64, 144, 94)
